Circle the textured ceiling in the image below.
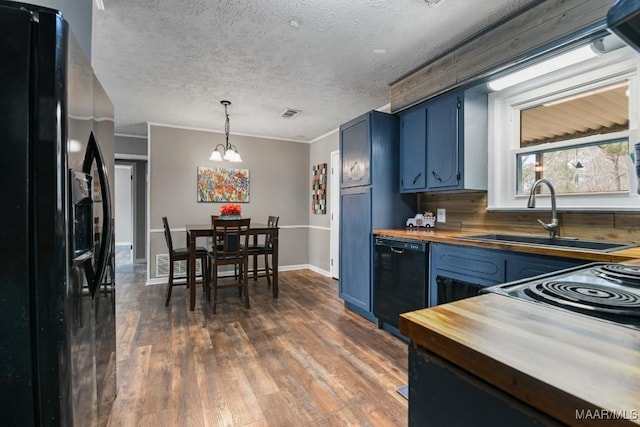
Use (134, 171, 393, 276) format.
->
(92, 0, 538, 142)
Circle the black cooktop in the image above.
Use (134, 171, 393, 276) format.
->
(483, 262, 640, 331)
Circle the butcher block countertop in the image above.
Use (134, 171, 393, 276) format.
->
(399, 294, 640, 426)
(373, 228, 640, 262)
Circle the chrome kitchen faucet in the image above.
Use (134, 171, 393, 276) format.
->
(527, 178, 559, 238)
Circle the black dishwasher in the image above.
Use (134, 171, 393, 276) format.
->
(374, 237, 428, 332)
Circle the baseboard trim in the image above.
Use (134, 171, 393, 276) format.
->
(306, 264, 331, 277)
(145, 271, 235, 286)
(145, 264, 331, 285)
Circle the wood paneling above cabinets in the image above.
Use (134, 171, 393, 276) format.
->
(390, 53, 456, 116)
(390, 0, 615, 113)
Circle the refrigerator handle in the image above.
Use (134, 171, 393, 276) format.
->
(82, 132, 113, 297)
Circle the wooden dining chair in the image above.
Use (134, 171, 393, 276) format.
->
(207, 218, 251, 313)
(210, 214, 222, 249)
(246, 215, 279, 287)
(211, 214, 240, 279)
(162, 216, 208, 306)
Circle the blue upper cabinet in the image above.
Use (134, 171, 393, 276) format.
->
(340, 114, 371, 188)
(398, 88, 488, 193)
(427, 90, 461, 190)
(399, 104, 427, 192)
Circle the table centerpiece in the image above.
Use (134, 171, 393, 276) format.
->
(219, 203, 242, 219)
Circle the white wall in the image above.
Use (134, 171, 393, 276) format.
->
(114, 165, 133, 245)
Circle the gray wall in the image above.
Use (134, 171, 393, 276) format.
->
(148, 124, 310, 280)
(114, 135, 148, 262)
(115, 135, 148, 262)
(114, 158, 147, 262)
(30, 0, 94, 61)
(308, 130, 339, 272)
(115, 134, 148, 156)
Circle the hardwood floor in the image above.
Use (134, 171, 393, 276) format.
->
(108, 251, 408, 426)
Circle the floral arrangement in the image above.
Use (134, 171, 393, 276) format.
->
(220, 203, 241, 216)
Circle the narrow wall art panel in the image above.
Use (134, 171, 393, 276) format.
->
(197, 166, 250, 202)
(312, 163, 327, 214)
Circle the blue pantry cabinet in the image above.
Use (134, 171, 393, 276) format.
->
(339, 110, 415, 320)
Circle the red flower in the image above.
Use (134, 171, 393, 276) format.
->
(220, 203, 241, 215)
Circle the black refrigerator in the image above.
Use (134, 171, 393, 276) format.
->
(0, 2, 117, 426)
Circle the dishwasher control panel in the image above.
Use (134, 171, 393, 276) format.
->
(375, 237, 427, 252)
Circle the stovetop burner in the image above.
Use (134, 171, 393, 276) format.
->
(483, 262, 640, 331)
(524, 280, 640, 316)
(593, 264, 640, 286)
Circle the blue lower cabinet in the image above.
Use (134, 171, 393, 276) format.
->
(429, 243, 587, 306)
(429, 243, 505, 306)
(408, 346, 560, 426)
(505, 252, 583, 281)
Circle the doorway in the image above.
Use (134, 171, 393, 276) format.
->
(115, 164, 134, 263)
(330, 150, 340, 279)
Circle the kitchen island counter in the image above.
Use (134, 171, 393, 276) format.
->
(399, 294, 640, 425)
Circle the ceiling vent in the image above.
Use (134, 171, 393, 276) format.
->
(280, 108, 301, 119)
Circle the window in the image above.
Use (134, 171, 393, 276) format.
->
(488, 44, 640, 211)
(517, 139, 629, 196)
(517, 81, 630, 196)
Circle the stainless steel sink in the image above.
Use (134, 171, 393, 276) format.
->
(461, 233, 638, 252)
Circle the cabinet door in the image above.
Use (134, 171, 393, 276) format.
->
(399, 106, 427, 192)
(409, 346, 560, 427)
(506, 253, 584, 282)
(430, 243, 506, 306)
(340, 113, 370, 188)
(431, 244, 506, 282)
(339, 187, 372, 312)
(427, 92, 460, 190)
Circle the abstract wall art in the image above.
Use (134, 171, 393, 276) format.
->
(312, 163, 327, 214)
(197, 166, 250, 202)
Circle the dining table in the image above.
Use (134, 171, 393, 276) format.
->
(185, 222, 279, 311)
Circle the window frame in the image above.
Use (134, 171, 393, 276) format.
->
(488, 47, 640, 211)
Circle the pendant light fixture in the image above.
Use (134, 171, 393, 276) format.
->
(209, 100, 242, 162)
